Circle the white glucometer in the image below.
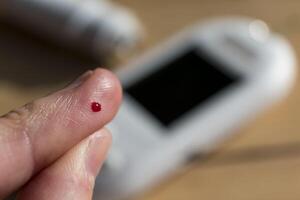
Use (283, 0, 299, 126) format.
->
(0, 0, 143, 59)
(94, 17, 297, 200)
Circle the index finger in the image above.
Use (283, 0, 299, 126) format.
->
(0, 68, 122, 198)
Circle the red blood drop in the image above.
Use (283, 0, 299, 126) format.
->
(91, 102, 101, 112)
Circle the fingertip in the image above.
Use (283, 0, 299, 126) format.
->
(77, 68, 123, 122)
(92, 68, 123, 103)
(97, 68, 123, 109)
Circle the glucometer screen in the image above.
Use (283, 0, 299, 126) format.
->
(126, 48, 240, 127)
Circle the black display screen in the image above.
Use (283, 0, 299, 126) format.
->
(126, 48, 240, 127)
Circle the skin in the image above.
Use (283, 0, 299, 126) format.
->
(0, 68, 123, 200)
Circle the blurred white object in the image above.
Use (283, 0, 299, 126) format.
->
(94, 17, 297, 200)
(0, 0, 143, 59)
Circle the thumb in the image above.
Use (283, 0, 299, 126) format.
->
(16, 128, 112, 200)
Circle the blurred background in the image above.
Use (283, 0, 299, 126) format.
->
(1, 0, 300, 199)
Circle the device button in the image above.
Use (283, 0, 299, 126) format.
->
(248, 20, 270, 42)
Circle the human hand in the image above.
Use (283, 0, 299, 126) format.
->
(0, 68, 122, 200)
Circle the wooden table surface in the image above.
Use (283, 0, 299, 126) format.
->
(1, 0, 300, 199)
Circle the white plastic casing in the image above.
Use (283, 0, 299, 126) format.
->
(93, 17, 297, 200)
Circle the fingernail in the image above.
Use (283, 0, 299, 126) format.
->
(86, 129, 111, 176)
(67, 70, 94, 89)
